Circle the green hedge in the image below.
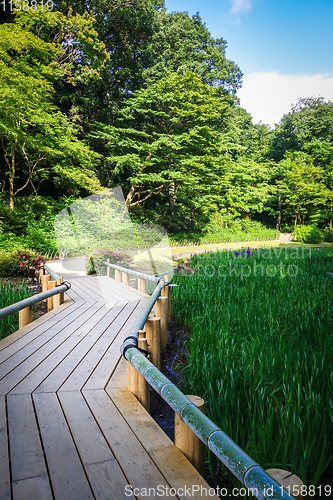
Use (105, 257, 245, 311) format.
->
(294, 225, 324, 244)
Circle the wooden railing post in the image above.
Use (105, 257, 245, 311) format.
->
(175, 395, 205, 475)
(145, 317, 161, 370)
(107, 258, 110, 277)
(41, 274, 50, 293)
(122, 271, 130, 286)
(115, 269, 121, 282)
(138, 277, 146, 293)
(128, 330, 150, 411)
(47, 281, 56, 311)
(56, 276, 65, 305)
(19, 306, 32, 329)
(156, 296, 168, 352)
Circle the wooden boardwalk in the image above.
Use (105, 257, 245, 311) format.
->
(0, 273, 217, 500)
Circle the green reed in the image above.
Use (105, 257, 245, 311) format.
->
(0, 281, 33, 340)
(172, 246, 333, 488)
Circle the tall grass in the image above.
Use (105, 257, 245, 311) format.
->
(0, 282, 33, 340)
(172, 246, 333, 488)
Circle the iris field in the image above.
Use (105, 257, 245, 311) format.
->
(172, 246, 333, 489)
(0, 282, 33, 340)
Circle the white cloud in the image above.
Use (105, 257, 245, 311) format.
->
(229, 0, 252, 14)
(237, 72, 333, 129)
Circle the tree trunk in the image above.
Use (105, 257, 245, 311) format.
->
(169, 178, 176, 216)
(275, 195, 282, 239)
(9, 151, 15, 211)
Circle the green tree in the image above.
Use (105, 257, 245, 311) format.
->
(0, 21, 101, 209)
(92, 72, 230, 230)
(275, 153, 332, 227)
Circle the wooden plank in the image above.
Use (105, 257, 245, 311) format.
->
(107, 388, 173, 453)
(60, 301, 139, 392)
(0, 396, 11, 500)
(33, 392, 93, 500)
(107, 357, 128, 390)
(12, 474, 53, 500)
(0, 298, 82, 362)
(0, 313, 95, 396)
(82, 302, 141, 391)
(100, 276, 149, 299)
(9, 337, 81, 395)
(107, 389, 173, 452)
(0, 298, 73, 354)
(149, 445, 220, 500)
(7, 394, 47, 481)
(0, 298, 99, 380)
(83, 389, 170, 493)
(85, 460, 131, 500)
(69, 278, 113, 303)
(33, 305, 127, 393)
(73, 277, 122, 304)
(99, 276, 149, 301)
(73, 303, 125, 339)
(58, 391, 114, 465)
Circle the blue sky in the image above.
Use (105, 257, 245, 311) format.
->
(164, 0, 333, 128)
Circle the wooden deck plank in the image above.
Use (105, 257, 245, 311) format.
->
(82, 301, 145, 391)
(9, 337, 81, 395)
(0, 312, 99, 396)
(85, 460, 131, 500)
(0, 297, 73, 354)
(0, 396, 11, 500)
(0, 298, 100, 379)
(72, 277, 124, 303)
(107, 388, 173, 453)
(0, 298, 82, 363)
(59, 301, 139, 392)
(72, 303, 125, 339)
(149, 446, 220, 500)
(106, 356, 128, 390)
(58, 391, 114, 465)
(69, 278, 115, 304)
(34, 305, 127, 393)
(99, 276, 150, 301)
(33, 392, 94, 500)
(83, 389, 170, 494)
(7, 394, 47, 481)
(100, 275, 150, 299)
(12, 474, 53, 500)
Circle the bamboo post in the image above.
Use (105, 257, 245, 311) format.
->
(47, 281, 56, 312)
(145, 317, 161, 370)
(265, 469, 303, 499)
(128, 331, 150, 411)
(138, 336, 150, 412)
(175, 395, 205, 475)
(40, 266, 45, 277)
(56, 276, 64, 305)
(41, 274, 50, 293)
(156, 296, 168, 352)
(107, 258, 110, 277)
(122, 271, 130, 286)
(19, 306, 32, 329)
(161, 275, 171, 323)
(115, 269, 121, 282)
(138, 277, 146, 294)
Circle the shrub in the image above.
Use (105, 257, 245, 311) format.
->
(85, 249, 133, 275)
(324, 230, 333, 242)
(294, 225, 324, 244)
(0, 251, 45, 277)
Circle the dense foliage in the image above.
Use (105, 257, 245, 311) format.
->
(1, 3, 333, 247)
(172, 248, 333, 489)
